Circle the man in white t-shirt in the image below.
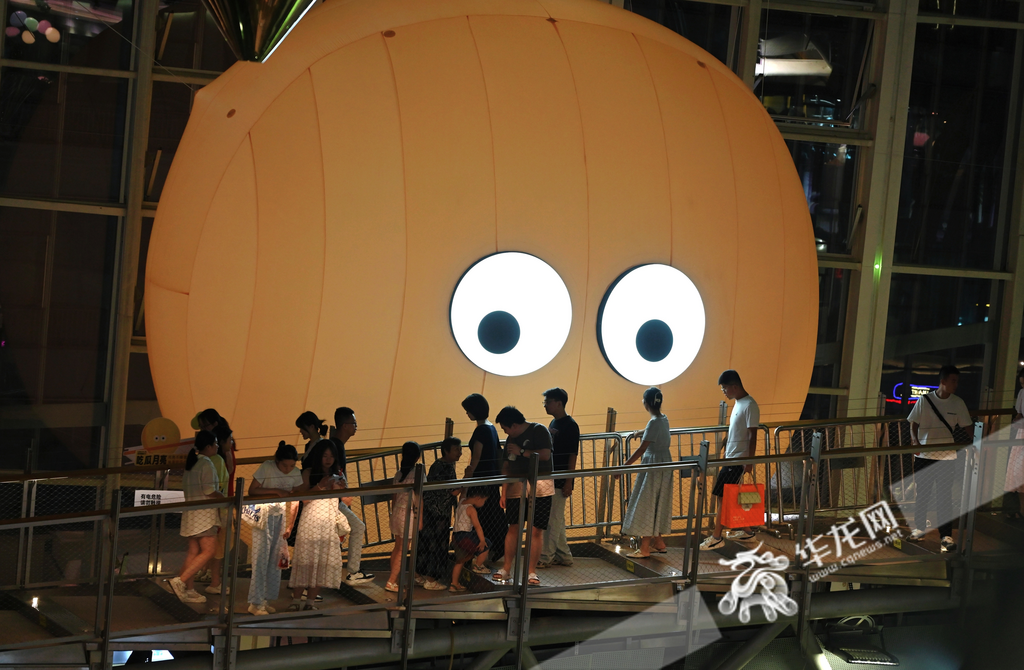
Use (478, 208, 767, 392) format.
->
(907, 365, 974, 552)
(701, 370, 760, 550)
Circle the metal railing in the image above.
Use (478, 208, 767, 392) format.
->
(0, 414, 1007, 670)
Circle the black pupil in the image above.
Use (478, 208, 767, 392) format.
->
(635, 319, 673, 362)
(478, 311, 521, 354)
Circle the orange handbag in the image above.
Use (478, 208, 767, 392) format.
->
(721, 474, 765, 529)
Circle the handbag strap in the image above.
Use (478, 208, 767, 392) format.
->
(922, 394, 957, 439)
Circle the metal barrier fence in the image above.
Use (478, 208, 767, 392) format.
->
(0, 414, 1007, 670)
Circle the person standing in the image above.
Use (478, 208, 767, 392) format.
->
(328, 407, 374, 585)
(419, 437, 462, 590)
(461, 393, 507, 562)
(287, 441, 346, 611)
(1002, 369, 1024, 520)
(538, 388, 579, 569)
(908, 365, 974, 552)
(701, 370, 760, 549)
(169, 431, 224, 603)
(245, 441, 302, 615)
(386, 442, 424, 593)
(492, 407, 553, 587)
(617, 388, 672, 557)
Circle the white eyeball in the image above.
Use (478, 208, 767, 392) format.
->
(598, 264, 706, 385)
(450, 252, 572, 377)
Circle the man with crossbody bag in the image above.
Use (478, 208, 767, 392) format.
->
(907, 365, 974, 552)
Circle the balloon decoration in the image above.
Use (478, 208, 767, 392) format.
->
(147, 0, 818, 448)
(200, 0, 319, 62)
(5, 11, 61, 44)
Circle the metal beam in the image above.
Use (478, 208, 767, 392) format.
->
(712, 620, 791, 670)
(735, 0, 762, 89)
(839, 0, 918, 417)
(917, 13, 1024, 30)
(0, 195, 127, 216)
(148, 587, 957, 670)
(890, 264, 1012, 281)
(778, 125, 875, 146)
(103, 1, 159, 470)
(465, 646, 512, 670)
(0, 57, 135, 79)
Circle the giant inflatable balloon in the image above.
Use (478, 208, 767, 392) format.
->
(146, 0, 818, 450)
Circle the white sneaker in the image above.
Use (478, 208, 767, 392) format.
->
(699, 535, 725, 550)
(726, 530, 756, 541)
(169, 577, 188, 600)
(205, 584, 229, 595)
(345, 571, 375, 585)
(182, 589, 207, 603)
(909, 529, 927, 541)
(247, 604, 269, 615)
(423, 580, 446, 591)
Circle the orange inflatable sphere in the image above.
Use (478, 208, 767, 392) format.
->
(146, 0, 817, 449)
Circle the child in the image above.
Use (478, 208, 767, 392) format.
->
(449, 487, 491, 592)
(386, 442, 424, 593)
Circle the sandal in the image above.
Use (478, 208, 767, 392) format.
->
(491, 569, 509, 583)
(625, 550, 651, 558)
(470, 563, 490, 574)
(449, 583, 467, 593)
(528, 573, 540, 586)
(384, 581, 399, 593)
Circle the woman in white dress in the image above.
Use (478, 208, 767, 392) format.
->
(169, 431, 225, 603)
(617, 388, 673, 558)
(246, 442, 302, 615)
(287, 440, 345, 611)
(1003, 369, 1024, 519)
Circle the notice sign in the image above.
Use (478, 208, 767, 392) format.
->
(134, 490, 185, 507)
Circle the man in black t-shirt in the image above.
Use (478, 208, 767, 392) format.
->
(493, 406, 552, 587)
(539, 388, 579, 568)
(330, 407, 373, 585)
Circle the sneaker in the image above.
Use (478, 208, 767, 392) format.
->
(168, 577, 188, 600)
(205, 584, 229, 595)
(315, 594, 323, 602)
(699, 535, 725, 550)
(423, 580, 446, 591)
(265, 605, 276, 613)
(726, 530, 756, 541)
(414, 574, 426, 585)
(470, 563, 491, 574)
(940, 536, 957, 552)
(247, 604, 269, 616)
(287, 603, 301, 612)
(182, 589, 207, 603)
(554, 557, 574, 566)
(345, 571, 375, 585)
(536, 561, 552, 569)
(909, 529, 927, 541)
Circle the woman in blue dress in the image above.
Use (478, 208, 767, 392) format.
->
(619, 387, 673, 558)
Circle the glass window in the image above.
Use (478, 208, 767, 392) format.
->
(882, 274, 999, 412)
(918, 0, 1022, 22)
(154, 5, 236, 72)
(0, 207, 117, 406)
(788, 140, 859, 254)
(2, 1, 135, 70)
(757, 10, 872, 129)
(145, 82, 194, 202)
(894, 24, 1017, 270)
(626, 0, 737, 68)
(0, 68, 128, 202)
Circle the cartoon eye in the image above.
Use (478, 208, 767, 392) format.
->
(597, 264, 706, 385)
(450, 252, 572, 376)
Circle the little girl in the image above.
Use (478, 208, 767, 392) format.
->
(386, 442, 423, 592)
(449, 487, 490, 592)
